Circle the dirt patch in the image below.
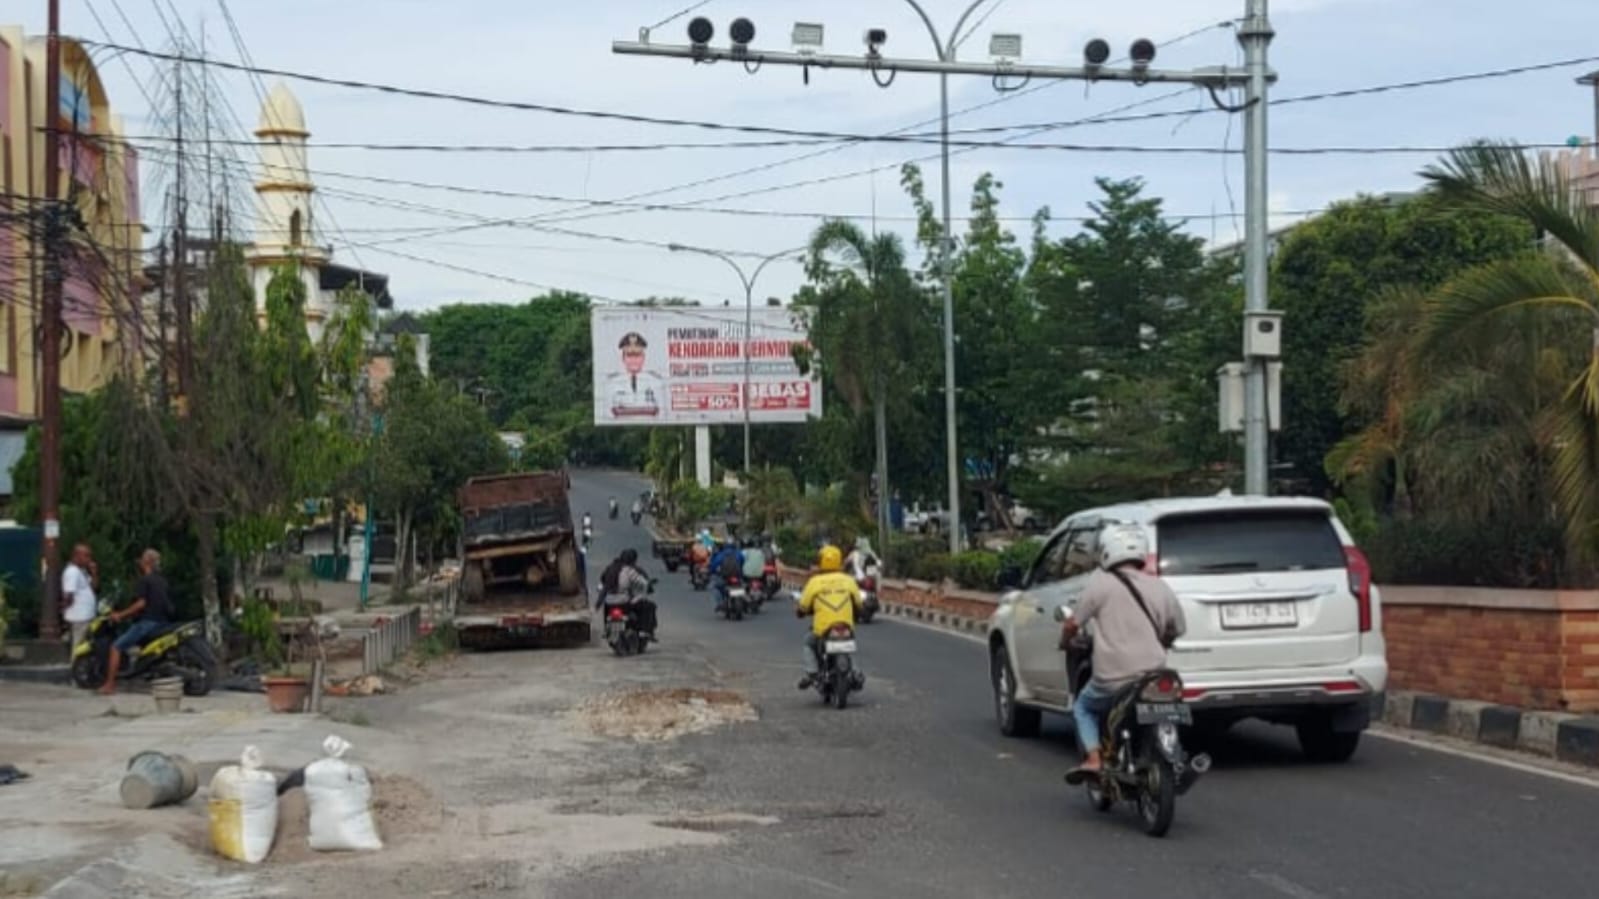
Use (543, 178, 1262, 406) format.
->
(573, 687, 757, 743)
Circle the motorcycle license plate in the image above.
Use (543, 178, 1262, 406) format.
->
(730, 589, 747, 599)
(1136, 702, 1192, 725)
(825, 640, 857, 654)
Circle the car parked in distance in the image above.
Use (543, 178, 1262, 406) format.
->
(986, 494, 1387, 762)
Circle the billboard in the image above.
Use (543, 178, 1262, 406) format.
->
(591, 306, 821, 426)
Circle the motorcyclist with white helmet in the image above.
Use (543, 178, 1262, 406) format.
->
(1061, 523, 1187, 778)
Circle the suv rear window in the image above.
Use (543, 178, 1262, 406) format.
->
(1155, 509, 1345, 576)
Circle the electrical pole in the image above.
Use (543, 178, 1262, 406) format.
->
(38, 0, 64, 642)
(172, 55, 192, 400)
(1241, 0, 1274, 495)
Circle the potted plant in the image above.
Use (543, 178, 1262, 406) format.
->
(241, 599, 312, 713)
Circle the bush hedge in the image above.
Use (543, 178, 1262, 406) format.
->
(1368, 517, 1580, 589)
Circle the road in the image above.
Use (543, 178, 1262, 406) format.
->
(560, 470, 1599, 898)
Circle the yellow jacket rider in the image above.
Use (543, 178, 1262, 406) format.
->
(797, 544, 863, 689)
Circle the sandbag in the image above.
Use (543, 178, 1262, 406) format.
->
(208, 746, 278, 863)
(305, 734, 383, 851)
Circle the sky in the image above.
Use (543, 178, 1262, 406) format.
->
(16, 0, 1599, 310)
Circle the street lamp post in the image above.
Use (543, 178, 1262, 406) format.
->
(668, 243, 802, 474)
(902, 0, 986, 554)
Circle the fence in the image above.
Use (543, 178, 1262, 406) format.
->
(362, 606, 421, 675)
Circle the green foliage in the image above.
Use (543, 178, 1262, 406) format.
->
(774, 525, 810, 565)
(742, 468, 801, 534)
(949, 551, 1002, 591)
(238, 599, 283, 667)
(909, 552, 952, 584)
(668, 480, 735, 534)
(997, 538, 1043, 577)
(1367, 517, 1571, 588)
(885, 534, 944, 578)
(1273, 192, 1533, 492)
(414, 622, 460, 661)
(418, 292, 648, 468)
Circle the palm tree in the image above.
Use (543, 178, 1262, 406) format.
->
(1418, 142, 1599, 555)
(798, 220, 929, 548)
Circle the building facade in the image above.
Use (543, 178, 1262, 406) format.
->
(0, 28, 143, 495)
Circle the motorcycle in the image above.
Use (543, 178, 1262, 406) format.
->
(582, 524, 594, 549)
(71, 603, 219, 696)
(602, 579, 656, 656)
(608, 501, 619, 520)
(689, 561, 710, 591)
(1059, 610, 1209, 837)
(630, 508, 643, 526)
(812, 622, 865, 709)
(855, 563, 881, 624)
(721, 575, 750, 621)
(761, 561, 782, 605)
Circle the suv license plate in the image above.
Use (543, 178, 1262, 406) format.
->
(1136, 702, 1193, 725)
(1220, 601, 1297, 629)
(825, 640, 857, 654)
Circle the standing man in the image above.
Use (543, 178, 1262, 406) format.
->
(61, 543, 98, 648)
(99, 549, 172, 695)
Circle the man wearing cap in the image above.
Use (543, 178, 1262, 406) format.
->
(605, 331, 665, 420)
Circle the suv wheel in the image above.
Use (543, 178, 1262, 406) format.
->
(1296, 716, 1362, 763)
(991, 644, 1041, 738)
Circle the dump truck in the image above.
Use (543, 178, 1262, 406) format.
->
(453, 471, 590, 649)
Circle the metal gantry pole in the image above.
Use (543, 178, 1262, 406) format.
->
(1241, 0, 1274, 495)
(906, 0, 985, 553)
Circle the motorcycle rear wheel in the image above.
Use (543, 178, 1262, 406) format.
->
(177, 641, 218, 697)
(831, 680, 850, 710)
(1137, 759, 1177, 837)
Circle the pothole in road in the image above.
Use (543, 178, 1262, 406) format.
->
(573, 687, 757, 743)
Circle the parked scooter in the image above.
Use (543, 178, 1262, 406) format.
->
(71, 602, 219, 696)
(1059, 606, 1209, 837)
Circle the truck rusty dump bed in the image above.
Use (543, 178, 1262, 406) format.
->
(459, 471, 573, 551)
(452, 592, 592, 650)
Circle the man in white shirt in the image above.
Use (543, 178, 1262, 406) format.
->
(62, 543, 99, 647)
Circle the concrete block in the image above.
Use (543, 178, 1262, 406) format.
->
(1446, 700, 1491, 741)
(1410, 694, 1450, 733)
(1518, 710, 1579, 757)
(1554, 717, 1599, 767)
(1384, 691, 1416, 727)
(1477, 705, 1523, 749)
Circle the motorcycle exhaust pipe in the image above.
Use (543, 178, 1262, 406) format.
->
(1176, 752, 1212, 795)
(1190, 752, 1212, 775)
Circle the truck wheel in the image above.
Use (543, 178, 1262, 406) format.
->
(463, 565, 485, 602)
(556, 544, 581, 595)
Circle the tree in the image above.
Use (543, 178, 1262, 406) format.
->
(1412, 143, 1599, 559)
(1270, 192, 1532, 493)
(797, 218, 932, 535)
(372, 342, 510, 586)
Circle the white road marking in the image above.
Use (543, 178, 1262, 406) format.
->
(1250, 871, 1326, 899)
(878, 611, 986, 646)
(1369, 728, 1599, 790)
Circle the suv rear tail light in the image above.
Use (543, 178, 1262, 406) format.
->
(1345, 545, 1372, 633)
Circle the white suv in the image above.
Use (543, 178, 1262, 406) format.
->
(986, 495, 1387, 762)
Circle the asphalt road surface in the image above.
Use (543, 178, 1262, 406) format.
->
(566, 470, 1599, 899)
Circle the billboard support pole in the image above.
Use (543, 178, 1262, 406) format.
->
(695, 426, 712, 488)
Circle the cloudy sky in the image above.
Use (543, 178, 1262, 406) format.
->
(19, 0, 1599, 310)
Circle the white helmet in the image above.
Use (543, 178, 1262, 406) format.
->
(1098, 523, 1149, 570)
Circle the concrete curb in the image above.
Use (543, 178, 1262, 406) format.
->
(0, 664, 71, 685)
(1384, 690, 1599, 768)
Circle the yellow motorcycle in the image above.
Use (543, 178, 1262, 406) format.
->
(71, 601, 218, 696)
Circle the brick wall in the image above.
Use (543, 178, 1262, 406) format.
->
(1384, 605, 1564, 710)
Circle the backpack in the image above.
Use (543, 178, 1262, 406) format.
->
(600, 559, 625, 594)
(717, 553, 740, 578)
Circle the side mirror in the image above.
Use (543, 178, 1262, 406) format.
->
(1052, 604, 1075, 623)
(997, 565, 1024, 590)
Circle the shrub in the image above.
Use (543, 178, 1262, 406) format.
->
(1368, 517, 1581, 588)
(886, 534, 944, 577)
(950, 551, 1002, 591)
(997, 538, 1043, 578)
(911, 553, 952, 584)
(774, 526, 809, 566)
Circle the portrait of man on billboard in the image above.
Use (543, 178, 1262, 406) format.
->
(607, 331, 663, 418)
